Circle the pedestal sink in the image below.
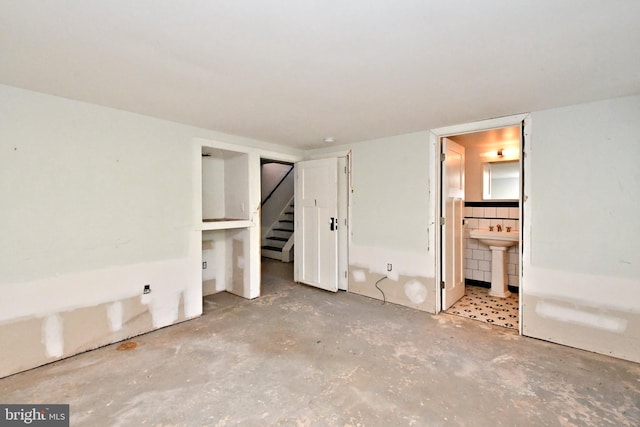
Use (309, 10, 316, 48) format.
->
(469, 229, 519, 298)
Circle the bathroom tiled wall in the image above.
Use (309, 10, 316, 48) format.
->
(464, 206, 520, 287)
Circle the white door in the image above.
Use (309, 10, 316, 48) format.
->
(442, 137, 465, 310)
(294, 158, 339, 292)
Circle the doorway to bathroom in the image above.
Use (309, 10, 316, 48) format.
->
(432, 115, 528, 333)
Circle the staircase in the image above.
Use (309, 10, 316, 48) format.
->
(262, 198, 294, 262)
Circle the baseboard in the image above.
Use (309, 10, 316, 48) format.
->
(465, 278, 519, 294)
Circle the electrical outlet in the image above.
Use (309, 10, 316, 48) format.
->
(387, 263, 392, 272)
(143, 285, 151, 294)
(202, 261, 207, 269)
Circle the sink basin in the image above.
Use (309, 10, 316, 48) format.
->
(469, 229, 519, 248)
(469, 229, 519, 298)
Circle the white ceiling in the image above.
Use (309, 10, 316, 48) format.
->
(1, 1, 639, 149)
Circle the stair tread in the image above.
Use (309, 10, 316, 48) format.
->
(268, 236, 289, 242)
(280, 220, 294, 223)
(274, 228, 294, 232)
(262, 245, 283, 252)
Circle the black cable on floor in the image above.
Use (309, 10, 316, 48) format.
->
(375, 276, 387, 304)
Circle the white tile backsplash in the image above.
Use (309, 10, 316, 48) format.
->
(472, 249, 485, 260)
(497, 207, 510, 218)
(508, 253, 519, 265)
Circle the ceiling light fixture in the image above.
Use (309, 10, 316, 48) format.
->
(323, 137, 335, 144)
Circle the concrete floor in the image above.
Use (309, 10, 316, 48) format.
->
(1, 259, 639, 426)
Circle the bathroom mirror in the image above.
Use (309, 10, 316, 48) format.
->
(483, 160, 519, 200)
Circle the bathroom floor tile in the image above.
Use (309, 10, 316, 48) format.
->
(446, 285, 519, 330)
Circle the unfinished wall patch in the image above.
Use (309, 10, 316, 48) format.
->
(352, 270, 366, 282)
(536, 301, 628, 333)
(148, 291, 182, 329)
(404, 280, 428, 305)
(348, 264, 436, 313)
(107, 301, 123, 332)
(0, 317, 47, 378)
(42, 314, 63, 358)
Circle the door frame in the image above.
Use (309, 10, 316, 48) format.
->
(430, 114, 530, 334)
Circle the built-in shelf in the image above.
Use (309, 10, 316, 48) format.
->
(200, 142, 256, 299)
(201, 146, 250, 223)
(201, 219, 254, 231)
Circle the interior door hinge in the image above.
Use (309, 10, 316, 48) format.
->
(439, 217, 445, 226)
(440, 152, 446, 162)
(345, 271, 348, 279)
(440, 281, 445, 289)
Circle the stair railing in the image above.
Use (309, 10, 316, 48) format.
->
(261, 165, 294, 207)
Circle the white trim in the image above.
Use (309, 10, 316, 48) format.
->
(259, 151, 303, 164)
(520, 115, 532, 335)
(306, 149, 351, 160)
(429, 113, 530, 321)
(431, 114, 529, 138)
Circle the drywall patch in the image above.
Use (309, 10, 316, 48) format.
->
(536, 301, 627, 333)
(42, 314, 63, 358)
(0, 317, 47, 378)
(352, 270, 366, 282)
(203, 279, 218, 297)
(348, 264, 436, 313)
(121, 295, 154, 332)
(148, 291, 182, 329)
(404, 280, 428, 304)
(107, 301, 123, 332)
(228, 236, 246, 296)
(522, 294, 640, 363)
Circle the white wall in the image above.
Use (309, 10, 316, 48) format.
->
(310, 96, 640, 362)
(2, 83, 637, 374)
(307, 132, 436, 312)
(261, 163, 292, 198)
(0, 84, 300, 377)
(522, 95, 640, 362)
